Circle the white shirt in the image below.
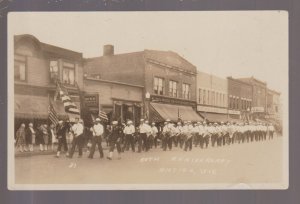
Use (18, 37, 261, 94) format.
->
(90, 123, 104, 136)
(140, 123, 150, 134)
(151, 126, 158, 135)
(123, 125, 135, 134)
(72, 123, 84, 137)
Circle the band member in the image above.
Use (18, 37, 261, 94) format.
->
(107, 121, 122, 160)
(162, 119, 172, 151)
(151, 122, 159, 148)
(184, 121, 193, 151)
(203, 122, 210, 148)
(138, 119, 150, 152)
(56, 120, 70, 158)
(88, 118, 104, 159)
(210, 123, 218, 147)
(268, 123, 275, 139)
(123, 120, 135, 152)
(68, 118, 84, 158)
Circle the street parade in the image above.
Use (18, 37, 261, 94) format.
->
(15, 117, 278, 160)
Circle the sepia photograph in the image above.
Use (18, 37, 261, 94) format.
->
(7, 11, 288, 190)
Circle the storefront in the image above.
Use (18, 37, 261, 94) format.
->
(148, 95, 202, 123)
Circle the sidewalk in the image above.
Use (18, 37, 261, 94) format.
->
(15, 142, 110, 157)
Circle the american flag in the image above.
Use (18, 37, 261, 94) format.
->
(56, 82, 80, 115)
(48, 102, 59, 126)
(99, 110, 108, 122)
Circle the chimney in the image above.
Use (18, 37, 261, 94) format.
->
(103, 44, 114, 56)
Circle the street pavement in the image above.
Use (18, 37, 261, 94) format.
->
(15, 136, 284, 186)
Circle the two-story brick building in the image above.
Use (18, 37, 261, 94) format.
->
(196, 71, 228, 122)
(238, 77, 267, 120)
(14, 34, 83, 129)
(267, 89, 281, 121)
(84, 45, 202, 123)
(227, 77, 253, 121)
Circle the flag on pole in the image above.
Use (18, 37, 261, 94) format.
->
(56, 82, 80, 115)
(48, 102, 59, 126)
(99, 110, 108, 122)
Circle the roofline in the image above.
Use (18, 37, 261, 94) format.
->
(238, 77, 267, 85)
(84, 77, 144, 88)
(227, 76, 253, 87)
(267, 88, 281, 95)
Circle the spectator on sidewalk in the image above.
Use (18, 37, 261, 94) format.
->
(16, 123, 27, 152)
(25, 122, 35, 152)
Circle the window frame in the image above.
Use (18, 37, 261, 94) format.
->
(62, 61, 76, 86)
(14, 54, 27, 82)
(153, 76, 165, 95)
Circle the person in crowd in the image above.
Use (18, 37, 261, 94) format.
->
(138, 119, 150, 152)
(39, 124, 49, 151)
(16, 123, 27, 152)
(151, 122, 159, 148)
(106, 121, 122, 160)
(25, 122, 35, 152)
(162, 119, 173, 151)
(268, 123, 275, 139)
(49, 123, 57, 151)
(183, 121, 193, 151)
(55, 120, 70, 158)
(68, 118, 84, 158)
(88, 118, 104, 159)
(123, 120, 136, 152)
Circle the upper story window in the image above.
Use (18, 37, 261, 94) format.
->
(212, 91, 215, 106)
(154, 77, 164, 95)
(207, 90, 210, 105)
(198, 88, 202, 103)
(203, 89, 206, 104)
(14, 55, 26, 81)
(62, 61, 75, 85)
(50, 60, 59, 83)
(182, 83, 190, 100)
(169, 80, 177, 97)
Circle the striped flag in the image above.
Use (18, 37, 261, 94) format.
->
(48, 102, 59, 126)
(56, 82, 80, 115)
(99, 110, 108, 122)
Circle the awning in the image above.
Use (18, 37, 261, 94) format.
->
(15, 95, 70, 120)
(199, 112, 229, 123)
(150, 102, 203, 122)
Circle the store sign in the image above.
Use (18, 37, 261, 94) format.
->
(84, 94, 99, 108)
(251, 107, 265, 112)
(228, 110, 241, 115)
(151, 95, 196, 107)
(197, 105, 228, 114)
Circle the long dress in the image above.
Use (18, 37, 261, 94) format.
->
(16, 127, 26, 146)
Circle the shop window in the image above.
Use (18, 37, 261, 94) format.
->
(154, 77, 164, 95)
(62, 62, 75, 85)
(169, 80, 177, 97)
(50, 60, 59, 83)
(182, 83, 190, 99)
(14, 55, 26, 81)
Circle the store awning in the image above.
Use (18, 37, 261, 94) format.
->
(150, 102, 203, 122)
(15, 95, 70, 120)
(199, 112, 229, 123)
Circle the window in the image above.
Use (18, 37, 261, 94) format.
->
(275, 106, 278, 113)
(207, 90, 210, 105)
(62, 62, 75, 85)
(223, 94, 225, 107)
(154, 77, 164, 95)
(198, 89, 202, 103)
(182, 83, 190, 99)
(169, 80, 177, 97)
(212, 91, 215, 106)
(50, 60, 59, 83)
(14, 55, 26, 81)
(203, 90, 206, 104)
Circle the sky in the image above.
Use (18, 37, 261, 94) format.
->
(8, 11, 288, 95)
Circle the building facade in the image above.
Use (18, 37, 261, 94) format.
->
(82, 77, 144, 126)
(84, 45, 202, 124)
(14, 34, 83, 130)
(196, 71, 228, 122)
(238, 77, 267, 119)
(227, 77, 253, 121)
(267, 89, 281, 121)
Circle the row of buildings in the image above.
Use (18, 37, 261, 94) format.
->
(14, 34, 282, 128)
